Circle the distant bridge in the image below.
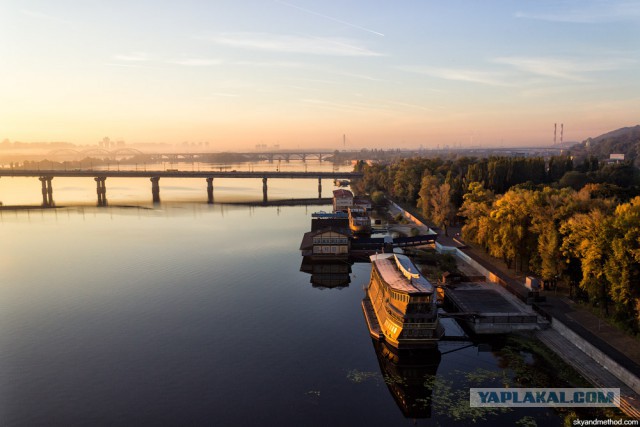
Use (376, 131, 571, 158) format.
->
(0, 169, 362, 207)
(41, 146, 571, 163)
(147, 151, 338, 162)
(45, 149, 339, 162)
(46, 148, 145, 159)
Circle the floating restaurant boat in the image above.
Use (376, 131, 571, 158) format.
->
(362, 253, 443, 349)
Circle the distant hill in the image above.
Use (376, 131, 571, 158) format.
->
(570, 125, 640, 163)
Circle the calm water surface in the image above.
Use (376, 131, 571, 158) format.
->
(0, 177, 565, 426)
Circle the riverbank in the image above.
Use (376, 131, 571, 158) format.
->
(386, 197, 640, 418)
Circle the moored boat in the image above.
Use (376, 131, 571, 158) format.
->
(362, 253, 443, 349)
(348, 207, 371, 234)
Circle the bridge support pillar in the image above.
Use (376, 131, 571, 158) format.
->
(318, 177, 322, 199)
(206, 177, 214, 204)
(319, 154, 323, 162)
(262, 177, 268, 203)
(150, 177, 160, 203)
(39, 177, 54, 207)
(95, 177, 107, 206)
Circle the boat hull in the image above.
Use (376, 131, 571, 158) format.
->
(362, 296, 444, 350)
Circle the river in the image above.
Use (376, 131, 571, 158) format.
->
(0, 162, 570, 426)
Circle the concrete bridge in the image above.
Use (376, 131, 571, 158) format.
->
(145, 151, 336, 162)
(0, 169, 361, 207)
(45, 149, 338, 162)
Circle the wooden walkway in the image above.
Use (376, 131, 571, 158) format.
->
(537, 328, 640, 418)
(361, 298, 382, 340)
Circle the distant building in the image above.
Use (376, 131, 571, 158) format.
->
(604, 153, 626, 165)
(333, 189, 354, 213)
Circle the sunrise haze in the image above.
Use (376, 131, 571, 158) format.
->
(1, 0, 639, 150)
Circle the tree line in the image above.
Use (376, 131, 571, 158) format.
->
(353, 155, 640, 332)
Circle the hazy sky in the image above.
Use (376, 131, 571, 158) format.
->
(1, 0, 638, 150)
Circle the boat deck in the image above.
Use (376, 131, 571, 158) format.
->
(374, 255, 433, 294)
(362, 297, 383, 340)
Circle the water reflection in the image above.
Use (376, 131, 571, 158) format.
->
(372, 340, 442, 419)
(299, 256, 352, 289)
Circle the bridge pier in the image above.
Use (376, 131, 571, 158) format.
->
(39, 177, 54, 207)
(150, 177, 160, 203)
(318, 177, 322, 199)
(262, 177, 268, 203)
(95, 177, 107, 206)
(206, 177, 214, 204)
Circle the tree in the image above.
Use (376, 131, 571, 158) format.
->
(561, 209, 614, 314)
(559, 171, 589, 190)
(528, 187, 577, 280)
(459, 182, 495, 249)
(605, 196, 640, 331)
(417, 174, 439, 220)
(430, 182, 454, 236)
(489, 189, 535, 271)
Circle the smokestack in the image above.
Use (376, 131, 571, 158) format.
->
(554, 123, 557, 145)
(560, 124, 564, 144)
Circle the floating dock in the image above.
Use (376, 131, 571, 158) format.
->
(443, 281, 546, 334)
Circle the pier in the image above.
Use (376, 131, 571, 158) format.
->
(441, 282, 543, 334)
(0, 169, 361, 206)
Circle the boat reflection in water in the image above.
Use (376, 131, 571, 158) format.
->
(373, 340, 442, 419)
(299, 256, 352, 289)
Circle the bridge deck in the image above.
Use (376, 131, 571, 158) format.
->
(0, 169, 362, 179)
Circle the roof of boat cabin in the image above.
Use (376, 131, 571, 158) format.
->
(370, 253, 434, 294)
(333, 189, 353, 198)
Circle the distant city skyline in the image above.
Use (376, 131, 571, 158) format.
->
(1, 0, 639, 150)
